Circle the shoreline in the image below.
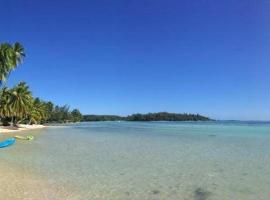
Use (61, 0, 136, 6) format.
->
(0, 124, 46, 133)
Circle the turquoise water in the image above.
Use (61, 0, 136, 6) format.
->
(1, 121, 270, 199)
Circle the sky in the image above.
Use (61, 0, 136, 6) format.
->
(1, 0, 270, 120)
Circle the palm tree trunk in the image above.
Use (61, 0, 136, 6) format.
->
(11, 116, 14, 126)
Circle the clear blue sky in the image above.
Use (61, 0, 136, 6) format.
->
(1, 0, 270, 120)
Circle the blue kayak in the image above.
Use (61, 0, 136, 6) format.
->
(0, 138, 16, 148)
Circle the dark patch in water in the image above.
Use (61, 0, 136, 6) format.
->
(152, 189, 160, 195)
(208, 134, 216, 137)
(125, 192, 130, 196)
(194, 188, 211, 200)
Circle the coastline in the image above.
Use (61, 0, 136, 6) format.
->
(1, 121, 270, 199)
(0, 124, 46, 133)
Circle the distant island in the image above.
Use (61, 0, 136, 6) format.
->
(83, 112, 211, 122)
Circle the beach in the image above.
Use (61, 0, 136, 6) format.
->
(1, 0, 268, 199)
(0, 124, 46, 133)
(1, 121, 270, 199)
(0, 124, 75, 200)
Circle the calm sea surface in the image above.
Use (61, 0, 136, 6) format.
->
(1, 121, 270, 199)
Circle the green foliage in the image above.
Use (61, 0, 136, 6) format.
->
(0, 42, 25, 82)
(0, 87, 12, 118)
(83, 112, 210, 122)
(46, 105, 83, 123)
(0, 42, 83, 125)
(28, 98, 48, 124)
(83, 115, 123, 121)
(71, 109, 83, 122)
(9, 82, 33, 119)
(126, 112, 210, 121)
(0, 85, 83, 125)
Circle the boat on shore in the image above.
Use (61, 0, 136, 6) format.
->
(0, 138, 16, 148)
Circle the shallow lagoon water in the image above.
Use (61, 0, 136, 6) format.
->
(1, 121, 270, 199)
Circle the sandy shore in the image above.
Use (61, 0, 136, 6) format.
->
(0, 124, 46, 133)
(0, 161, 71, 200)
(0, 124, 75, 199)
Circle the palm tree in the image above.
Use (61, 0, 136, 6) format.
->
(12, 43, 25, 67)
(9, 82, 33, 125)
(0, 42, 25, 84)
(28, 98, 47, 124)
(0, 87, 12, 118)
(0, 42, 25, 125)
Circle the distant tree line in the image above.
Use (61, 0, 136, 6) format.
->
(83, 115, 123, 121)
(126, 112, 210, 121)
(44, 103, 83, 124)
(83, 112, 211, 122)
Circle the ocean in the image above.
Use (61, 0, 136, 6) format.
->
(1, 121, 270, 199)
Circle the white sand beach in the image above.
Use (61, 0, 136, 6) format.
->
(0, 124, 46, 133)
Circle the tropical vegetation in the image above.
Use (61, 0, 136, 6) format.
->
(83, 115, 123, 121)
(126, 112, 210, 121)
(83, 112, 211, 121)
(0, 42, 25, 83)
(0, 42, 83, 126)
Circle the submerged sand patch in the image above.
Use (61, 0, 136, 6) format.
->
(0, 160, 77, 200)
(0, 127, 82, 200)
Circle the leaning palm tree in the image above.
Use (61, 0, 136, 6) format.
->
(9, 82, 33, 125)
(0, 42, 25, 84)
